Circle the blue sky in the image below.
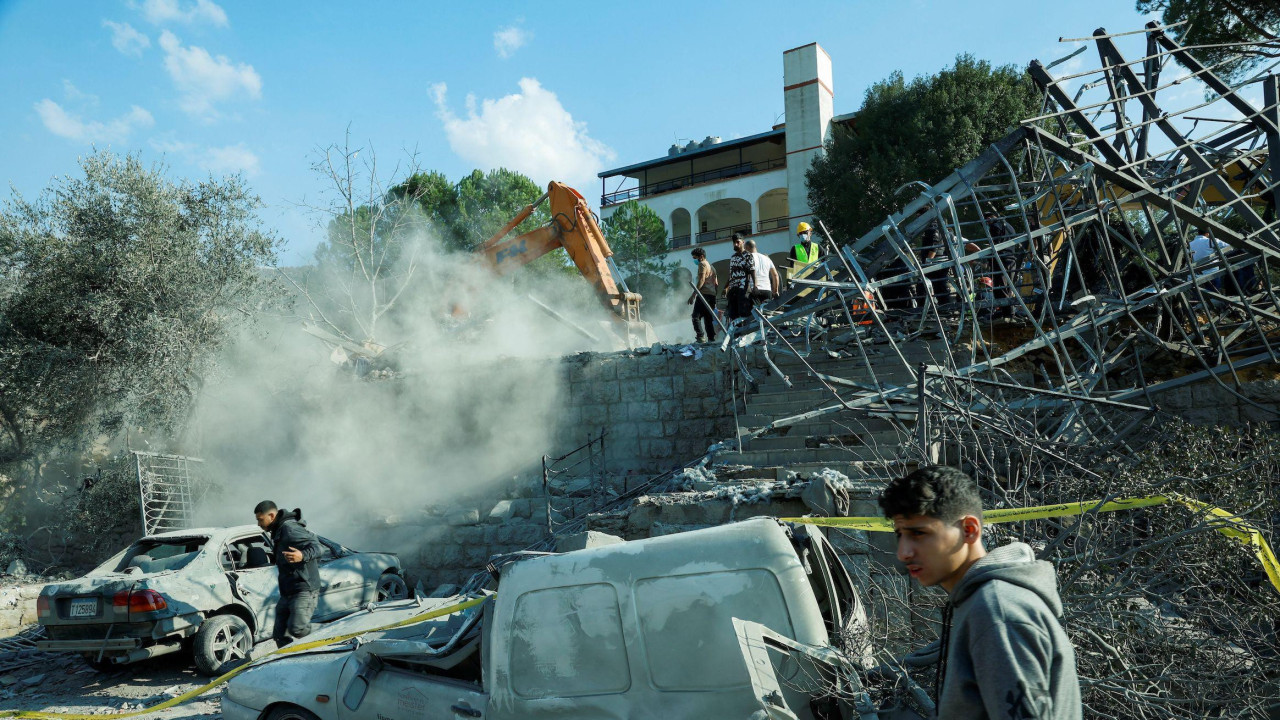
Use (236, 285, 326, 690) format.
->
(0, 0, 1157, 264)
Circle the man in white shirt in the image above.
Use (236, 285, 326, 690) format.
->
(1188, 229, 1230, 268)
(744, 239, 779, 305)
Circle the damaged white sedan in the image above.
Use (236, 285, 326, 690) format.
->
(36, 525, 407, 675)
(223, 518, 929, 720)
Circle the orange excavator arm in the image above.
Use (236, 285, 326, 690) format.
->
(476, 181, 638, 318)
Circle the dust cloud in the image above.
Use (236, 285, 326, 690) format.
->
(189, 228, 625, 546)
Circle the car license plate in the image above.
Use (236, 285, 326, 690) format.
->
(68, 598, 98, 618)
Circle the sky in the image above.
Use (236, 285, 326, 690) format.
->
(0, 0, 1161, 264)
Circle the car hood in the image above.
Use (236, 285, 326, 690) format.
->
(225, 650, 352, 717)
(286, 595, 484, 646)
(225, 596, 485, 713)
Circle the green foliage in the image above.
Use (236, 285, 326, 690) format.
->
(0, 151, 278, 566)
(1136, 0, 1279, 84)
(452, 169, 575, 280)
(806, 55, 1042, 243)
(0, 151, 280, 471)
(600, 200, 676, 282)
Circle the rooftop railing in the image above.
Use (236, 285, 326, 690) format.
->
(602, 157, 786, 206)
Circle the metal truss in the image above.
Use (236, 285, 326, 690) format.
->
(728, 22, 1280, 484)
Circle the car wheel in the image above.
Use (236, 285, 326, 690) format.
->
(192, 614, 252, 676)
(376, 572, 409, 601)
(265, 705, 321, 720)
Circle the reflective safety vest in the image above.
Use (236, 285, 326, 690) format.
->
(793, 242, 819, 264)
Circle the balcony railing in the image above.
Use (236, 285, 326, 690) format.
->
(602, 157, 786, 206)
(671, 235, 692, 249)
(696, 222, 753, 245)
(756, 215, 789, 232)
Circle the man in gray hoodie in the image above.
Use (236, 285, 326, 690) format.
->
(880, 465, 1081, 719)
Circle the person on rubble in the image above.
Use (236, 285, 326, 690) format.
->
(880, 466, 1081, 719)
(744, 239, 779, 305)
(687, 247, 718, 343)
(984, 209, 1022, 316)
(919, 220, 955, 309)
(789, 222, 821, 270)
(254, 500, 324, 647)
(724, 232, 755, 324)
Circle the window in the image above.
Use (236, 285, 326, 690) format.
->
(509, 583, 630, 698)
(634, 569, 793, 691)
(110, 538, 208, 574)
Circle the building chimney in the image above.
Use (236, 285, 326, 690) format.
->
(782, 43, 833, 236)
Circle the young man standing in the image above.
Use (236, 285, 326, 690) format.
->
(880, 466, 1081, 719)
(687, 247, 718, 343)
(744, 239, 779, 304)
(254, 500, 324, 646)
(724, 233, 755, 324)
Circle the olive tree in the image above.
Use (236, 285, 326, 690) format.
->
(0, 151, 280, 555)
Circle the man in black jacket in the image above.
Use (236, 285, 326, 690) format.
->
(254, 500, 324, 646)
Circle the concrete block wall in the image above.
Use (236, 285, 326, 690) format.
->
(1154, 378, 1280, 428)
(556, 349, 739, 473)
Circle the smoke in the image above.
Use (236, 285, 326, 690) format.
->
(189, 225, 623, 550)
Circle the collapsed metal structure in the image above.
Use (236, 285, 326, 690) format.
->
(722, 23, 1280, 716)
(732, 21, 1280, 484)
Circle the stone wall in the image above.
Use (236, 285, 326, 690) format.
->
(1154, 377, 1280, 428)
(555, 346, 738, 473)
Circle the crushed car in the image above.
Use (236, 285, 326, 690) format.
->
(36, 525, 408, 675)
(222, 518, 932, 720)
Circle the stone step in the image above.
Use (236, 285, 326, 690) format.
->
(742, 398, 921, 419)
(713, 446, 896, 466)
(743, 430, 905, 452)
(737, 414, 903, 433)
(755, 367, 918, 385)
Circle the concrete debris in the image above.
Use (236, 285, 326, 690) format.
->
(800, 473, 851, 517)
(3, 560, 28, 578)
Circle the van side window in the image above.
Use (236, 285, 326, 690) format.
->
(509, 583, 630, 698)
(634, 569, 794, 691)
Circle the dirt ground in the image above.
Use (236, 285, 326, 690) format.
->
(0, 652, 222, 719)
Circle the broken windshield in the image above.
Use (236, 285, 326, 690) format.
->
(106, 537, 208, 574)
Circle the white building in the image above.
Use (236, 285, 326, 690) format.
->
(597, 42, 852, 278)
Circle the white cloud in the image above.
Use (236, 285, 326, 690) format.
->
(61, 80, 99, 107)
(202, 143, 260, 176)
(493, 25, 531, 59)
(150, 138, 260, 177)
(34, 100, 154, 143)
(431, 78, 615, 194)
(103, 20, 150, 56)
(138, 0, 228, 27)
(158, 30, 261, 118)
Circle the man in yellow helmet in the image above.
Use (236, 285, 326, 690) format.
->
(789, 222, 821, 269)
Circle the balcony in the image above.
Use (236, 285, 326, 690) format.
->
(671, 235, 692, 249)
(602, 157, 786, 206)
(756, 215, 789, 233)
(696, 222, 753, 245)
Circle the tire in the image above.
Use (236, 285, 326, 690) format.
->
(375, 572, 409, 601)
(264, 705, 321, 720)
(192, 614, 252, 676)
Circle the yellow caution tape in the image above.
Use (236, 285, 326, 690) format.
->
(1, 595, 491, 720)
(783, 493, 1280, 596)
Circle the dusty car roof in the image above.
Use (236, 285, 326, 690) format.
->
(507, 517, 797, 583)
